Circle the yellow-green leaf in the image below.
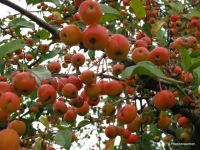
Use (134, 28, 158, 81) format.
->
(33, 138, 43, 150)
(39, 116, 49, 127)
(151, 20, 165, 35)
(130, 0, 146, 19)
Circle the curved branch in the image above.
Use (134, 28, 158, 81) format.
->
(0, 0, 59, 39)
(171, 104, 198, 125)
(52, 73, 125, 81)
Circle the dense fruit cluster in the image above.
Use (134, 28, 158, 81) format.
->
(1, 0, 200, 149)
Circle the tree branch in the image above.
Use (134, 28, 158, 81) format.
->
(52, 73, 125, 81)
(0, 0, 59, 39)
(171, 104, 198, 125)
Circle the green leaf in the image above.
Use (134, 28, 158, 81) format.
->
(161, 0, 169, 5)
(35, 29, 50, 40)
(9, 18, 35, 29)
(100, 4, 120, 23)
(77, 119, 90, 128)
(169, 2, 184, 13)
(149, 124, 161, 136)
(151, 20, 165, 35)
(46, 0, 61, 7)
(0, 39, 26, 58)
(121, 61, 182, 84)
(26, 0, 60, 6)
(142, 23, 152, 37)
(39, 116, 49, 127)
(101, 4, 120, 15)
(187, 7, 200, 18)
(102, 96, 119, 104)
(31, 66, 51, 81)
(175, 127, 184, 138)
(100, 14, 120, 23)
(130, 0, 146, 19)
(26, 0, 41, 4)
(56, 121, 70, 130)
(30, 89, 37, 100)
(55, 129, 72, 150)
(88, 50, 95, 60)
(190, 50, 200, 58)
(33, 137, 43, 150)
(40, 51, 58, 63)
(155, 30, 167, 46)
(188, 60, 200, 72)
(193, 66, 200, 86)
(0, 60, 5, 74)
(179, 48, 191, 71)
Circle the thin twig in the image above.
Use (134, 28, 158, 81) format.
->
(0, 0, 59, 39)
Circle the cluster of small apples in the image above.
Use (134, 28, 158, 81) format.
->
(37, 63, 141, 143)
(37, 2, 50, 11)
(0, 72, 37, 149)
(187, 16, 200, 38)
(176, 115, 192, 142)
(4, 42, 50, 68)
(105, 104, 139, 144)
(0, 70, 82, 149)
(172, 36, 199, 50)
(47, 11, 64, 25)
(132, 33, 170, 66)
(170, 15, 200, 38)
(60, 0, 130, 62)
(165, 65, 194, 85)
(167, 36, 200, 84)
(170, 14, 182, 36)
(144, 0, 159, 24)
(46, 52, 85, 71)
(152, 89, 193, 140)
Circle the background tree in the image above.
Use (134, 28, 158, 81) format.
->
(0, 0, 200, 150)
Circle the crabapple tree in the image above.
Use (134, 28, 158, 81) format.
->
(0, 0, 200, 150)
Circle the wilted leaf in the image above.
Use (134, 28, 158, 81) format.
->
(105, 139, 115, 150)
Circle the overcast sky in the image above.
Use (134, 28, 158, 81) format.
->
(0, 0, 27, 17)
